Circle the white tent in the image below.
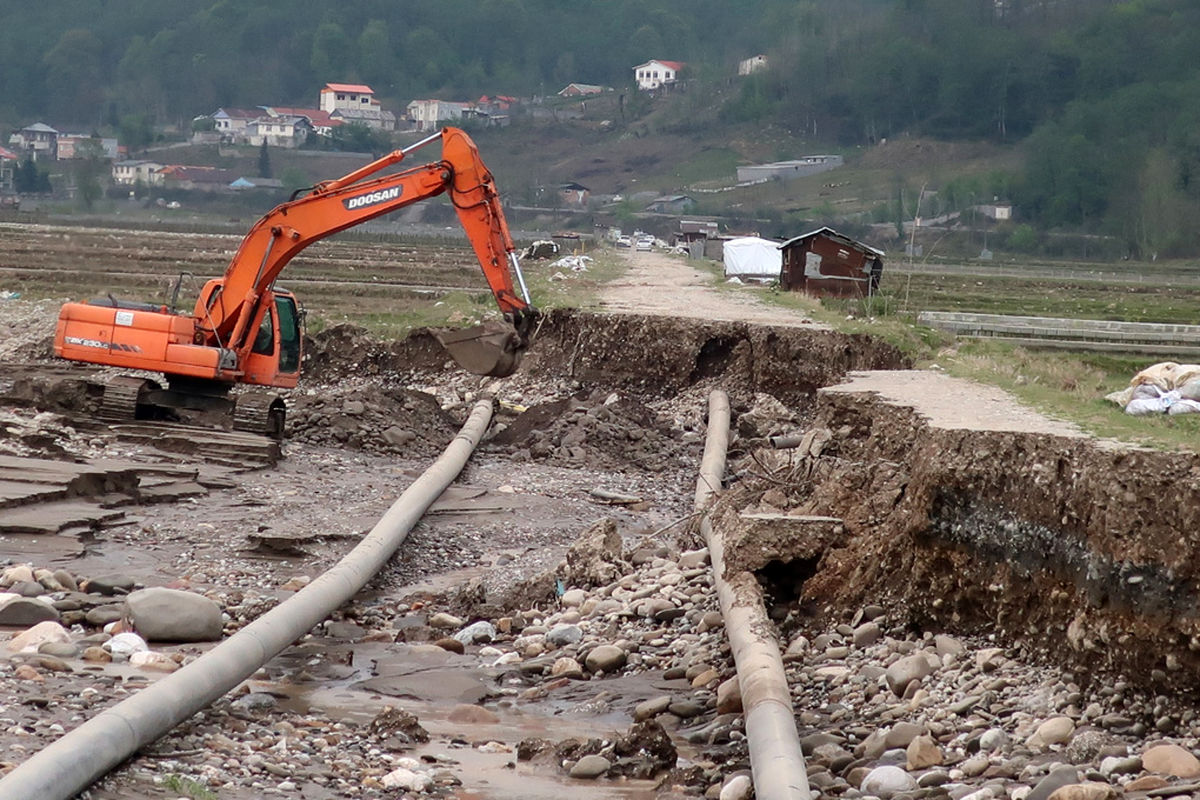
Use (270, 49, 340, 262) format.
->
(722, 236, 782, 278)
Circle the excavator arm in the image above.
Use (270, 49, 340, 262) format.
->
(197, 127, 535, 371)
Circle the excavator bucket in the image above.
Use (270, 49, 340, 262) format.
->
(436, 323, 526, 377)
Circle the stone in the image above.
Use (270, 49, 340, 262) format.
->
(1123, 775, 1169, 792)
(853, 622, 882, 648)
(82, 646, 111, 662)
(104, 632, 149, 658)
(564, 518, 627, 588)
(886, 653, 934, 697)
(434, 637, 465, 654)
(125, 587, 223, 642)
(551, 657, 585, 679)
(546, 624, 583, 647)
(6, 620, 71, 653)
(38, 641, 79, 658)
(428, 612, 464, 629)
(0, 596, 60, 626)
(1098, 755, 1140, 777)
(884, 721, 925, 749)
(453, 621, 496, 645)
(52, 569, 78, 592)
(976, 647, 1005, 671)
(14, 664, 43, 682)
(381, 426, 416, 446)
(635, 696, 672, 721)
(585, 644, 626, 673)
(447, 704, 500, 724)
(935, 634, 966, 657)
(1, 565, 34, 586)
(959, 753, 990, 777)
(719, 774, 752, 800)
(130, 651, 179, 672)
(716, 677, 742, 714)
(668, 700, 704, 719)
(697, 611, 724, 632)
(381, 767, 432, 792)
(678, 549, 709, 569)
(860, 765, 917, 799)
(85, 605, 125, 626)
(907, 735, 943, 769)
(1046, 783, 1116, 800)
(570, 754, 611, 779)
(85, 574, 137, 595)
(561, 588, 587, 608)
(1028, 716, 1076, 749)
(1027, 766, 1081, 800)
(980, 727, 1009, 751)
(1142, 743, 1200, 777)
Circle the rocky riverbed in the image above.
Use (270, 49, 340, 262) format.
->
(2, 291, 1200, 800)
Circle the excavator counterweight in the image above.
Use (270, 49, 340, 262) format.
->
(53, 127, 537, 436)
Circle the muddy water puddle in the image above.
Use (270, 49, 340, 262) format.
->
(264, 642, 684, 799)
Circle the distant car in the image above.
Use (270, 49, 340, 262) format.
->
(636, 237, 653, 251)
(616, 236, 632, 248)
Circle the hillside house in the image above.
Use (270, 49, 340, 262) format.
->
(246, 116, 311, 148)
(0, 145, 17, 191)
(634, 60, 684, 91)
(738, 55, 769, 76)
(112, 160, 164, 187)
(558, 182, 590, 207)
(778, 227, 883, 298)
(319, 83, 375, 114)
(644, 194, 695, 213)
(558, 83, 606, 97)
(160, 165, 238, 192)
(407, 99, 472, 131)
(262, 107, 341, 137)
(8, 123, 58, 160)
(56, 135, 119, 161)
(331, 107, 397, 131)
(212, 109, 261, 141)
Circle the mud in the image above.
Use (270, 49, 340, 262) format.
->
(721, 371, 1200, 697)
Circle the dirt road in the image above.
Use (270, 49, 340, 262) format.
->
(598, 248, 826, 328)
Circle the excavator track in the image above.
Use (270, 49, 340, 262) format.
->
(97, 376, 154, 423)
(232, 392, 286, 440)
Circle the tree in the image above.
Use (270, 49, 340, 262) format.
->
(258, 141, 272, 179)
(43, 29, 105, 123)
(311, 22, 352, 81)
(72, 138, 107, 210)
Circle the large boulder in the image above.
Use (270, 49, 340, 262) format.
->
(125, 587, 224, 642)
(564, 518, 627, 588)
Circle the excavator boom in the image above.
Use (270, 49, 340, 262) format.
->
(199, 127, 534, 375)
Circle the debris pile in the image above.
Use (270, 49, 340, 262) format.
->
(487, 389, 685, 471)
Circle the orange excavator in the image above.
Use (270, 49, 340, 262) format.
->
(53, 127, 537, 438)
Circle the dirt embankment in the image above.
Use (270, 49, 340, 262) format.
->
(721, 371, 1200, 696)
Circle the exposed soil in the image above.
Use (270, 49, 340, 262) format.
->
(3, 231, 1200, 800)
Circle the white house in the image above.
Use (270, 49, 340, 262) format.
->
(8, 123, 58, 160)
(211, 108, 261, 140)
(246, 116, 311, 148)
(633, 60, 684, 91)
(406, 99, 471, 132)
(320, 83, 375, 114)
(738, 55, 769, 76)
(112, 160, 164, 187)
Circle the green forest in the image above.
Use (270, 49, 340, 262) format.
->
(3, 0, 1200, 254)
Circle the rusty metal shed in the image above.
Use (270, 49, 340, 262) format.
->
(778, 227, 883, 298)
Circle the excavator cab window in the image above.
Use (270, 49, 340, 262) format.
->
(252, 308, 275, 356)
(276, 296, 301, 374)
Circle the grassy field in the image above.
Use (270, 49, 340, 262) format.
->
(745, 266, 1200, 450)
